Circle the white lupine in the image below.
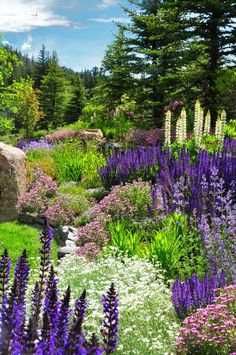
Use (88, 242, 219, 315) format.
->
(165, 110, 172, 147)
(218, 110, 227, 149)
(193, 100, 204, 148)
(180, 107, 187, 144)
(203, 110, 211, 136)
(215, 115, 221, 139)
(175, 117, 182, 143)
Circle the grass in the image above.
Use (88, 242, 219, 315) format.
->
(0, 221, 59, 271)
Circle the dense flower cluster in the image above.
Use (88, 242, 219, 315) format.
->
(16, 138, 54, 152)
(57, 251, 180, 354)
(0, 225, 119, 354)
(17, 169, 77, 225)
(44, 196, 76, 225)
(175, 285, 236, 354)
(91, 180, 151, 221)
(99, 146, 163, 187)
(99, 145, 236, 191)
(172, 270, 226, 319)
(17, 169, 58, 214)
(76, 213, 111, 259)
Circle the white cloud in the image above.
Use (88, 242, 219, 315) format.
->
(1, 39, 12, 47)
(89, 17, 130, 24)
(97, 0, 119, 9)
(0, 0, 82, 32)
(21, 35, 33, 51)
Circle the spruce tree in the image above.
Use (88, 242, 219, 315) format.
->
(39, 51, 71, 129)
(33, 44, 50, 89)
(173, 0, 236, 121)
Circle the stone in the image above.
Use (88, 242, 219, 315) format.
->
(0, 143, 27, 222)
(58, 245, 77, 259)
(76, 129, 103, 141)
(18, 212, 37, 225)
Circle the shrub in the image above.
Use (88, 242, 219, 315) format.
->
(26, 156, 56, 180)
(91, 180, 151, 221)
(0, 225, 119, 354)
(57, 250, 180, 354)
(17, 169, 58, 214)
(175, 285, 236, 354)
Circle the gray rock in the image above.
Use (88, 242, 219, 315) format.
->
(58, 245, 77, 259)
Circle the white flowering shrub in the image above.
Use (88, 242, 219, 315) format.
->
(57, 250, 180, 354)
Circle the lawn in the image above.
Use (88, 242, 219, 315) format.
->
(0, 221, 59, 270)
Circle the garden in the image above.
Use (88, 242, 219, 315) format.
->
(0, 0, 236, 353)
(0, 99, 236, 354)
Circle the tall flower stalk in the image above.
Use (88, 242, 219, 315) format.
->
(165, 110, 172, 147)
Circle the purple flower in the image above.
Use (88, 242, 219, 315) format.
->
(101, 283, 119, 354)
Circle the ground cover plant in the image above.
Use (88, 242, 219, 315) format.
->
(57, 250, 180, 354)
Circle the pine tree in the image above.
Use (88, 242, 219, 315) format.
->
(64, 74, 85, 123)
(33, 44, 50, 89)
(173, 0, 236, 122)
(96, 28, 136, 109)
(39, 51, 71, 129)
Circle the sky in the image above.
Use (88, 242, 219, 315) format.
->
(0, 0, 130, 71)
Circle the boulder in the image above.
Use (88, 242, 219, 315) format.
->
(76, 129, 103, 141)
(0, 143, 27, 222)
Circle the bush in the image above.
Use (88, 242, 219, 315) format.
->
(26, 156, 56, 180)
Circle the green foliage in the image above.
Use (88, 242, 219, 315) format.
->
(10, 77, 42, 137)
(107, 220, 144, 257)
(0, 44, 20, 132)
(39, 51, 72, 129)
(51, 143, 105, 186)
(0, 221, 58, 270)
(26, 156, 56, 180)
(51, 143, 84, 183)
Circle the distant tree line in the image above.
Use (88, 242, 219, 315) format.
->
(0, 0, 235, 132)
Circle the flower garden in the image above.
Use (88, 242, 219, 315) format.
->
(0, 101, 236, 354)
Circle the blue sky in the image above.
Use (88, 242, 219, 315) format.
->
(0, 0, 130, 71)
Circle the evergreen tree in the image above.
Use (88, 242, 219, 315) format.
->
(64, 74, 85, 123)
(33, 44, 50, 89)
(39, 51, 71, 129)
(96, 28, 136, 109)
(172, 0, 236, 121)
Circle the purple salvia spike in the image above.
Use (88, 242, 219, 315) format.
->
(56, 286, 71, 350)
(0, 249, 11, 300)
(44, 265, 59, 329)
(101, 283, 119, 354)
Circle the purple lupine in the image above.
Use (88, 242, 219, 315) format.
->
(172, 270, 226, 319)
(101, 283, 119, 354)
